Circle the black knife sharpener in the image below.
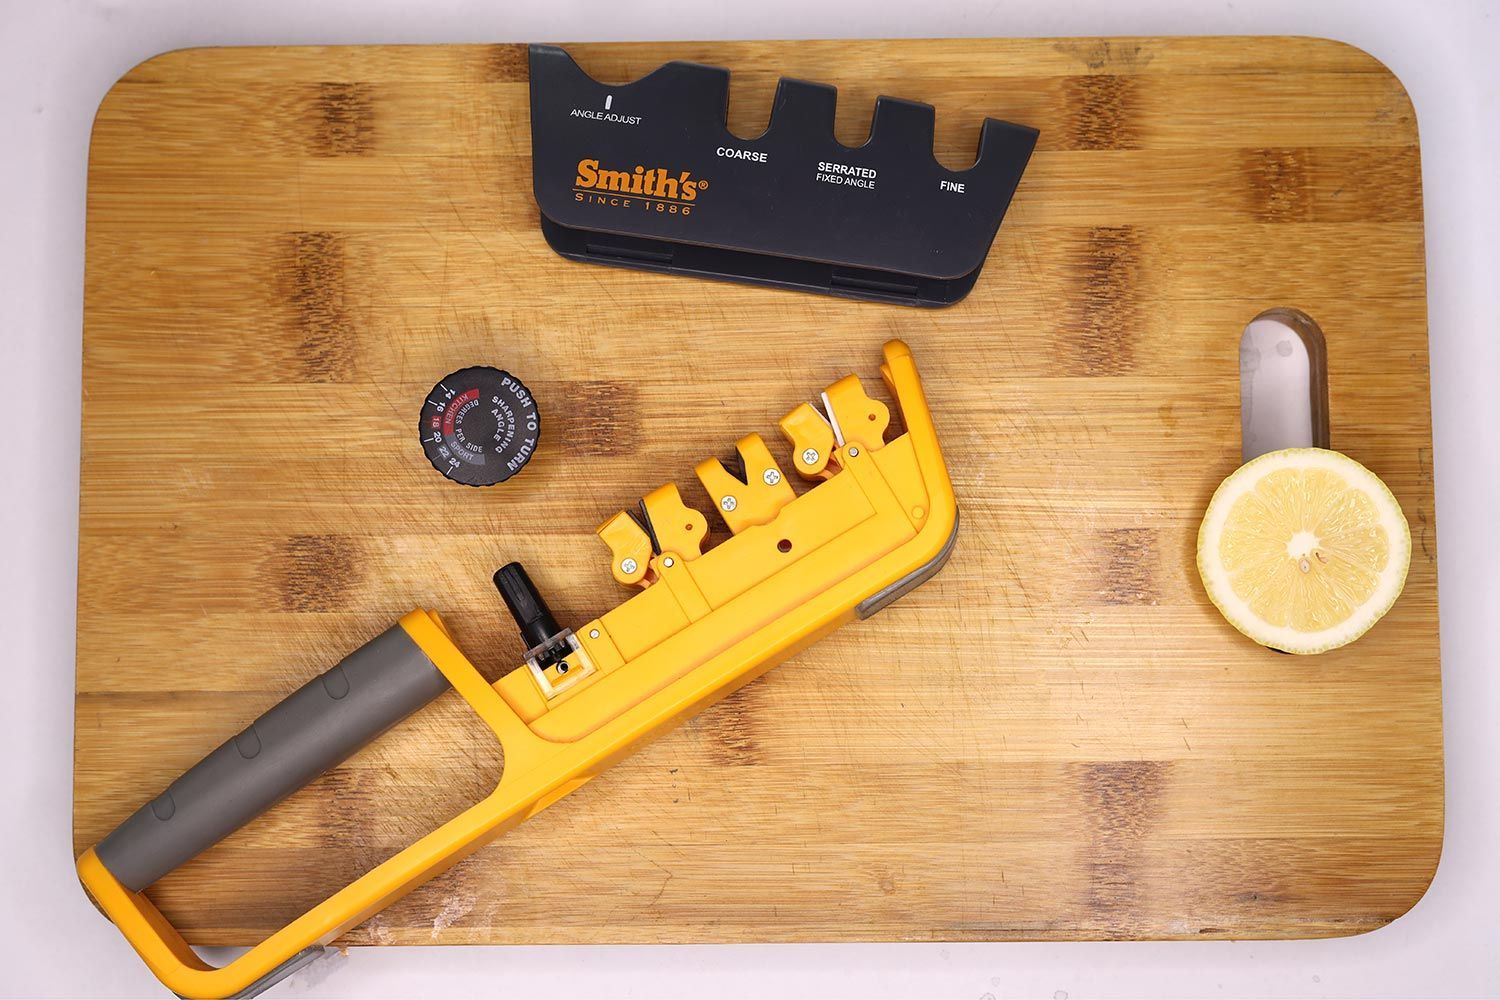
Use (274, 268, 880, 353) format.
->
(528, 44, 1038, 307)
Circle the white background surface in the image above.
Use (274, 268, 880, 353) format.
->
(2, 1, 1496, 997)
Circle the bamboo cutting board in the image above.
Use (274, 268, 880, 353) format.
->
(75, 37, 1440, 945)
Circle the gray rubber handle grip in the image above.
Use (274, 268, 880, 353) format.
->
(96, 623, 451, 893)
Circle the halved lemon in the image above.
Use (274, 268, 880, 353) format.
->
(1197, 448, 1410, 654)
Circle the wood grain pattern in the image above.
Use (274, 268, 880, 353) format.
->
(75, 37, 1440, 946)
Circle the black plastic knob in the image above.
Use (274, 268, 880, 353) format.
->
(493, 562, 563, 654)
(418, 367, 540, 486)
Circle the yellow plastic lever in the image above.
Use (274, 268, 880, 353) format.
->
(822, 374, 890, 453)
(695, 433, 796, 533)
(597, 511, 654, 586)
(779, 402, 839, 479)
(640, 483, 708, 561)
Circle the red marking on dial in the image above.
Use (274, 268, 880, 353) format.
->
(443, 388, 480, 437)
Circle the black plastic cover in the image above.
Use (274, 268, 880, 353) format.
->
(528, 44, 1037, 307)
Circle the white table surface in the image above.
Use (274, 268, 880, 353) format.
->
(1, 1, 1495, 996)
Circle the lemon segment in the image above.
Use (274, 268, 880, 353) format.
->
(1197, 448, 1410, 654)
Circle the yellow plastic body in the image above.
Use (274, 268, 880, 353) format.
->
(77, 340, 956, 998)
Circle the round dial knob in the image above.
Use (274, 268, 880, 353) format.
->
(418, 366, 540, 486)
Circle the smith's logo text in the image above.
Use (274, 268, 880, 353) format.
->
(573, 158, 707, 215)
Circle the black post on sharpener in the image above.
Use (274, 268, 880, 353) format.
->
(493, 562, 570, 669)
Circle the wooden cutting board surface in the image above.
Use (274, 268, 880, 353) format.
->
(74, 37, 1441, 945)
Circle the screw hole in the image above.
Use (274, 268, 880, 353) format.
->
(777, 539, 793, 553)
(868, 413, 877, 421)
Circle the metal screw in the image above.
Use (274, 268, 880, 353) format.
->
(621, 558, 638, 575)
(589, 628, 600, 639)
(762, 468, 782, 486)
(720, 495, 738, 512)
(848, 446, 860, 457)
(801, 448, 819, 466)
(663, 556, 676, 568)
(557, 662, 570, 674)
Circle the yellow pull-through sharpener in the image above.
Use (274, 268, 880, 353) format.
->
(76, 340, 957, 998)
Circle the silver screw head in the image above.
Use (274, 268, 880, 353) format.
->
(848, 446, 860, 457)
(801, 448, 819, 466)
(589, 628, 600, 639)
(620, 557, 638, 575)
(720, 495, 738, 512)
(762, 468, 782, 486)
(663, 556, 676, 568)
